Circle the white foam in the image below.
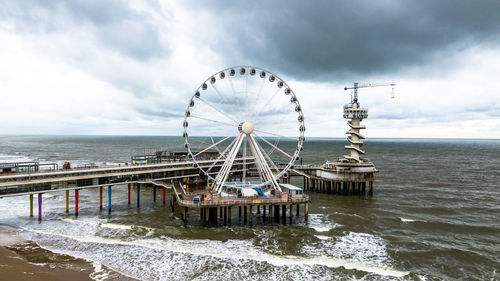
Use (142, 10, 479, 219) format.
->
(308, 214, 341, 232)
(333, 212, 363, 218)
(100, 223, 133, 230)
(314, 235, 331, 240)
(400, 217, 426, 223)
(310, 226, 333, 232)
(19, 228, 409, 278)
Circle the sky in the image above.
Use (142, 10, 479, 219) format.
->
(1, 0, 500, 138)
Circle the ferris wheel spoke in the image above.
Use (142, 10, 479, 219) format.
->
(205, 136, 239, 175)
(261, 136, 281, 157)
(242, 136, 247, 183)
(250, 87, 281, 121)
(211, 83, 241, 122)
(247, 134, 281, 191)
(193, 136, 232, 157)
(214, 133, 245, 193)
(254, 102, 293, 125)
(228, 75, 244, 120)
(254, 132, 293, 159)
(190, 115, 238, 128)
(255, 137, 281, 173)
(253, 129, 298, 141)
(252, 77, 266, 114)
(195, 97, 240, 125)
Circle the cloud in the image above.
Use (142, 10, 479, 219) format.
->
(0, 0, 500, 138)
(188, 0, 500, 81)
(1, 0, 169, 60)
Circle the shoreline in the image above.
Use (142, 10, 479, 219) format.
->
(0, 224, 135, 281)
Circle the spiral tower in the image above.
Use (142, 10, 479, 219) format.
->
(342, 102, 368, 163)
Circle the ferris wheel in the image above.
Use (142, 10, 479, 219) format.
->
(182, 66, 305, 194)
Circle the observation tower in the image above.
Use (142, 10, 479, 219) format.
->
(311, 82, 394, 195)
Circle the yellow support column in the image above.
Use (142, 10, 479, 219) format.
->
(29, 194, 33, 217)
(65, 190, 69, 213)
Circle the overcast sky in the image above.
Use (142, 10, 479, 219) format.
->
(1, 0, 500, 138)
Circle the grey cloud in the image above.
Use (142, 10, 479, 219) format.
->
(191, 0, 500, 81)
(0, 0, 168, 60)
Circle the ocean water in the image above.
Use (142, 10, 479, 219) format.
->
(0, 136, 499, 280)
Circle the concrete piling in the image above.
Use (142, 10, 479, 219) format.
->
(137, 183, 140, 208)
(281, 205, 286, 225)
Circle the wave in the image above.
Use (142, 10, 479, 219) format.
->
(19, 227, 410, 279)
(308, 214, 342, 232)
(400, 217, 426, 223)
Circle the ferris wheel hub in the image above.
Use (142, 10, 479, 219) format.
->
(238, 121, 254, 135)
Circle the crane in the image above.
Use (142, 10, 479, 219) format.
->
(344, 82, 396, 103)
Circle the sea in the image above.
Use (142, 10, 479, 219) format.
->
(0, 135, 498, 280)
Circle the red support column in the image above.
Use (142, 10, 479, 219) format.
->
(162, 188, 166, 204)
(128, 183, 131, 205)
(75, 189, 79, 216)
(197, 177, 200, 190)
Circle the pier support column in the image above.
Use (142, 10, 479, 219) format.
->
(153, 186, 156, 203)
(281, 205, 286, 225)
(223, 207, 227, 225)
(99, 186, 103, 210)
(108, 186, 112, 214)
(163, 188, 166, 204)
(257, 205, 260, 214)
(182, 207, 187, 225)
(228, 207, 231, 224)
(220, 207, 223, 219)
(274, 205, 280, 222)
(243, 206, 247, 223)
(269, 205, 273, 222)
(66, 190, 69, 213)
(305, 203, 309, 221)
(296, 204, 299, 216)
(200, 208, 204, 220)
(29, 194, 33, 217)
(263, 206, 266, 222)
(289, 205, 293, 223)
(127, 183, 131, 205)
(75, 189, 79, 216)
(205, 207, 209, 222)
(249, 206, 253, 224)
(38, 193, 42, 221)
(137, 183, 141, 208)
(369, 181, 373, 196)
(239, 206, 242, 218)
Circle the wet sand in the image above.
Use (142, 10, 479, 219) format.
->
(0, 225, 93, 280)
(0, 225, 139, 281)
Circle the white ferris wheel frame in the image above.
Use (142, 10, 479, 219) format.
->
(182, 66, 305, 193)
